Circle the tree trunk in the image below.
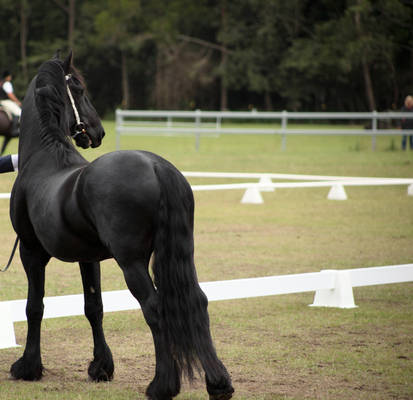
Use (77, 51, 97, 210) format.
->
(121, 51, 130, 109)
(361, 56, 376, 111)
(220, 49, 228, 111)
(51, 0, 75, 49)
(355, 1, 376, 111)
(411, 48, 413, 92)
(264, 91, 272, 111)
(20, 0, 29, 85)
(387, 60, 398, 109)
(155, 46, 167, 109)
(68, 0, 75, 49)
(220, 0, 228, 111)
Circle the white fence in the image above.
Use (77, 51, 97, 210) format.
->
(185, 171, 413, 203)
(1, 264, 413, 349)
(115, 109, 413, 150)
(1, 171, 413, 204)
(1, 171, 412, 349)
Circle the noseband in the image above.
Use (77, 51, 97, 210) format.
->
(65, 74, 88, 141)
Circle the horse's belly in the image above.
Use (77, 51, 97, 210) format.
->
(34, 218, 112, 262)
(42, 235, 112, 263)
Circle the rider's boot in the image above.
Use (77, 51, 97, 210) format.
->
(0, 154, 14, 173)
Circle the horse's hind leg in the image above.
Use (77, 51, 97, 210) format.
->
(10, 243, 50, 381)
(118, 258, 180, 400)
(79, 262, 114, 381)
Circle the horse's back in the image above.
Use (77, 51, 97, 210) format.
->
(85, 150, 188, 198)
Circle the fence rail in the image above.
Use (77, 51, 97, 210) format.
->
(1, 264, 412, 349)
(115, 109, 413, 150)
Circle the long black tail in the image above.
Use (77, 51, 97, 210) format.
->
(152, 161, 229, 386)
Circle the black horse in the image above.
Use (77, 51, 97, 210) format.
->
(0, 108, 19, 154)
(9, 52, 234, 400)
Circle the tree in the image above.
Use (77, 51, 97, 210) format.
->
(52, 0, 76, 49)
(92, 0, 143, 108)
(2, 0, 413, 113)
(278, 0, 413, 111)
(20, 0, 29, 85)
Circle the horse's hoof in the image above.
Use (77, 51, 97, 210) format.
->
(88, 358, 114, 382)
(209, 393, 233, 400)
(146, 380, 176, 400)
(10, 356, 43, 381)
(146, 396, 173, 400)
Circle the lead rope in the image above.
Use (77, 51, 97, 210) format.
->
(0, 236, 19, 272)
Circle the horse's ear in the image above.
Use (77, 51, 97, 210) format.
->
(62, 50, 73, 74)
(53, 49, 61, 60)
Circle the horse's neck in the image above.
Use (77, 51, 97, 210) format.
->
(18, 95, 44, 164)
(18, 81, 87, 171)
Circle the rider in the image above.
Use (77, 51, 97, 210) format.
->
(0, 154, 18, 173)
(0, 71, 21, 136)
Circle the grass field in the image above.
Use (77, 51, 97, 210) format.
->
(0, 123, 412, 399)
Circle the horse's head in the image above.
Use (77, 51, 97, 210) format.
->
(61, 52, 105, 149)
(35, 51, 105, 150)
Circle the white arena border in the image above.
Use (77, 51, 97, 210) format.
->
(183, 171, 413, 181)
(1, 172, 412, 202)
(1, 264, 413, 349)
(1, 172, 413, 349)
(183, 171, 413, 203)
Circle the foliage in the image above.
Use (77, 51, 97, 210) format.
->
(0, 0, 413, 114)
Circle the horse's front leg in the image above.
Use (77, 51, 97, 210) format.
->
(10, 242, 50, 380)
(79, 262, 114, 381)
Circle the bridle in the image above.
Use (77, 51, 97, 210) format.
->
(65, 73, 89, 141)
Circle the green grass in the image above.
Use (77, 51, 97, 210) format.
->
(0, 122, 412, 399)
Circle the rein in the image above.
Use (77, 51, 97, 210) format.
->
(0, 236, 19, 272)
(65, 74, 87, 140)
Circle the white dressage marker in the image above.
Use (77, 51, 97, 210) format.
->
(241, 187, 264, 204)
(327, 184, 348, 201)
(258, 176, 275, 192)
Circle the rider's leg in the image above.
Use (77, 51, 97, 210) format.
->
(0, 154, 18, 173)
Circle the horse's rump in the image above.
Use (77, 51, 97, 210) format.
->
(0, 109, 12, 132)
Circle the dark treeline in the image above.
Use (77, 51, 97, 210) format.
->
(1, 0, 413, 117)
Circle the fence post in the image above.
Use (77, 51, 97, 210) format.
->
(216, 116, 222, 135)
(0, 302, 20, 349)
(281, 110, 288, 151)
(372, 110, 377, 151)
(310, 270, 357, 308)
(195, 109, 201, 151)
(115, 109, 122, 151)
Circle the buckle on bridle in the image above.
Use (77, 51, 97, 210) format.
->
(72, 122, 87, 139)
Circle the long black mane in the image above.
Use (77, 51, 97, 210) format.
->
(34, 58, 87, 166)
